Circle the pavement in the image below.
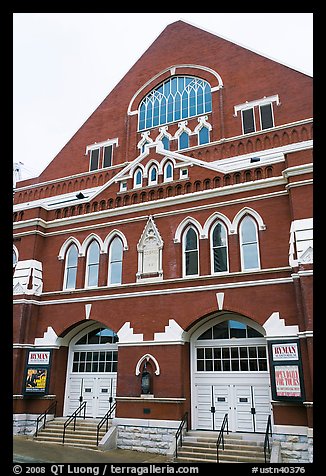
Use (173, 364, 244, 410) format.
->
(13, 436, 171, 464)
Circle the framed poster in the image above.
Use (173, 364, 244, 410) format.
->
(268, 340, 305, 402)
(23, 349, 52, 396)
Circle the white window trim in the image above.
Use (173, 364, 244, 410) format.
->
(234, 95, 280, 116)
(107, 237, 123, 286)
(239, 217, 261, 272)
(210, 221, 229, 275)
(85, 138, 118, 171)
(182, 226, 200, 278)
(84, 241, 100, 289)
(180, 168, 189, 179)
(148, 164, 159, 185)
(163, 161, 174, 182)
(13, 245, 19, 268)
(63, 244, 78, 290)
(134, 168, 143, 188)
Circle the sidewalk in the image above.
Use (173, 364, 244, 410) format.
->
(13, 436, 170, 464)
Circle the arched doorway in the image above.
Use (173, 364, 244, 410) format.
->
(191, 313, 272, 433)
(63, 322, 118, 418)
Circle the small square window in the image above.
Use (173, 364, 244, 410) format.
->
(120, 181, 127, 192)
(180, 168, 188, 179)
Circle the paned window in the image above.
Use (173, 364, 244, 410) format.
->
(161, 135, 170, 150)
(108, 237, 123, 285)
(138, 76, 212, 131)
(86, 240, 100, 287)
(240, 216, 260, 270)
(196, 345, 267, 372)
(212, 222, 228, 273)
(72, 351, 118, 373)
(184, 227, 199, 276)
(64, 244, 78, 290)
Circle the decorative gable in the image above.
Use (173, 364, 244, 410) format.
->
(136, 216, 164, 283)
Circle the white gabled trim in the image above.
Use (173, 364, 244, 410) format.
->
(234, 95, 280, 116)
(174, 216, 204, 243)
(58, 236, 82, 260)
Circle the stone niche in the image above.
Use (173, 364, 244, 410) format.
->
(136, 216, 164, 283)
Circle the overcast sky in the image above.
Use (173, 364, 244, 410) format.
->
(13, 12, 313, 182)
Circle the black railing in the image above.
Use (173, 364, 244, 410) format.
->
(35, 400, 57, 437)
(62, 401, 87, 444)
(264, 415, 273, 463)
(96, 401, 117, 446)
(216, 413, 229, 463)
(175, 412, 188, 458)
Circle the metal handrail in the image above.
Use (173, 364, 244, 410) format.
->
(96, 401, 117, 446)
(264, 414, 272, 463)
(62, 401, 87, 444)
(175, 412, 188, 459)
(35, 400, 57, 437)
(216, 413, 229, 463)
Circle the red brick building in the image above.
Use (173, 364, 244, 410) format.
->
(13, 21, 313, 461)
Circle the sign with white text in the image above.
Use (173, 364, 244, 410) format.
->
(272, 343, 299, 361)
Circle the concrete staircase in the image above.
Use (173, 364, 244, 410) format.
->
(33, 417, 109, 449)
(175, 431, 268, 463)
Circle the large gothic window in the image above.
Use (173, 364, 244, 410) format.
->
(240, 216, 260, 270)
(184, 227, 199, 276)
(138, 76, 212, 131)
(85, 240, 100, 287)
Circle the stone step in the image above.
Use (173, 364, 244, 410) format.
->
(175, 431, 268, 463)
(180, 443, 265, 456)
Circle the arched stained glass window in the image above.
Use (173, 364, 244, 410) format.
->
(138, 76, 212, 131)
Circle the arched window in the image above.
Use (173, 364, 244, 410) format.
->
(164, 161, 173, 182)
(240, 216, 260, 270)
(211, 222, 228, 273)
(198, 125, 210, 145)
(85, 240, 100, 287)
(179, 130, 189, 150)
(64, 244, 78, 290)
(108, 237, 123, 285)
(161, 135, 170, 150)
(134, 168, 143, 188)
(148, 165, 158, 185)
(138, 76, 212, 131)
(184, 227, 199, 276)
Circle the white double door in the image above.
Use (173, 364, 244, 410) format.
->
(64, 375, 116, 418)
(195, 382, 271, 432)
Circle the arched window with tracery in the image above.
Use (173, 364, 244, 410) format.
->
(138, 76, 212, 131)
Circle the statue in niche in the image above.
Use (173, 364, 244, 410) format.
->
(136, 216, 164, 282)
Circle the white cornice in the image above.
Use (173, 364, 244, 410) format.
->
(13, 188, 288, 237)
(13, 273, 293, 307)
